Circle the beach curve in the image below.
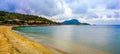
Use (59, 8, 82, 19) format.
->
(0, 26, 53, 54)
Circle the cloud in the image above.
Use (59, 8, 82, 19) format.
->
(0, 0, 65, 16)
(106, 0, 120, 9)
(68, 0, 88, 14)
(86, 12, 98, 18)
(77, 18, 120, 25)
(0, 0, 120, 25)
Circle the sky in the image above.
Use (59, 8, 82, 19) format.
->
(0, 0, 120, 25)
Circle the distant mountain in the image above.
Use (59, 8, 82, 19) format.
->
(0, 11, 59, 25)
(61, 19, 90, 25)
(61, 19, 80, 25)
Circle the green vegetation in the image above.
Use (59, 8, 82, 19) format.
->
(0, 11, 59, 25)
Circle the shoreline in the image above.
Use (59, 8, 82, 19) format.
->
(0, 26, 53, 54)
(12, 26, 70, 54)
(12, 26, 113, 54)
(0, 25, 113, 54)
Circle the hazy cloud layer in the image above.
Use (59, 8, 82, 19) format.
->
(0, 0, 120, 25)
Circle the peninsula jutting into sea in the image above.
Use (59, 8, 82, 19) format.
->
(0, 0, 120, 54)
(0, 11, 116, 54)
(0, 11, 90, 54)
(0, 11, 89, 26)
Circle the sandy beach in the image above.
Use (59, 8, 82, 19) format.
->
(0, 26, 113, 54)
(0, 26, 52, 54)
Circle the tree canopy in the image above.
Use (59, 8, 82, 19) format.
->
(0, 11, 59, 25)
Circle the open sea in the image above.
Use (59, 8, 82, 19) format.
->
(13, 25, 120, 54)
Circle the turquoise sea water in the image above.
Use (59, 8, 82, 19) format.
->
(13, 25, 120, 54)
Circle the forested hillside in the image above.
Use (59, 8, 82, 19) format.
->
(0, 11, 59, 25)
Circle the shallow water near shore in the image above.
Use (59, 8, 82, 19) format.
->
(13, 25, 120, 54)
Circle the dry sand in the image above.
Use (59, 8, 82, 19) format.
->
(0, 26, 52, 54)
